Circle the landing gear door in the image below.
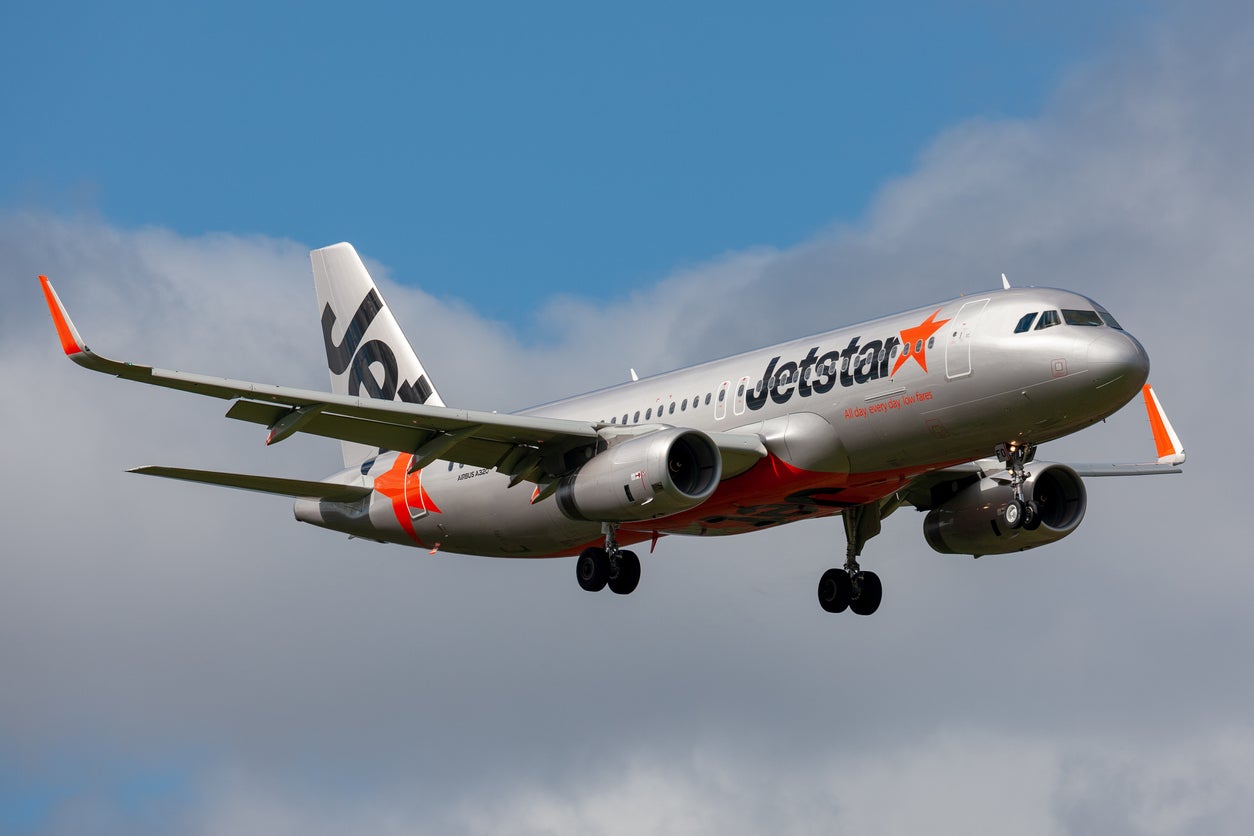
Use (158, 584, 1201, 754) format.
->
(945, 298, 989, 380)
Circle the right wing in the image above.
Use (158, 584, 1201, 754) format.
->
(39, 277, 767, 484)
(894, 382, 1185, 511)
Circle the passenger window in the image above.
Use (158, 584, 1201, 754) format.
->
(1035, 310, 1061, 330)
(1014, 313, 1038, 333)
(718, 389, 725, 402)
(737, 384, 745, 396)
(927, 337, 935, 349)
(668, 402, 676, 415)
(646, 408, 652, 420)
(1062, 309, 1102, 326)
(681, 398, 688, 411)
(622, 414, 628, 424)
(705, 393, 711, 405)
(633, 411, 640, 422)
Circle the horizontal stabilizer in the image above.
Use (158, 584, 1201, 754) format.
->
(130, 466, 372, 501)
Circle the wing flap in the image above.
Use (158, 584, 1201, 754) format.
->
(129, 466, 373, 500)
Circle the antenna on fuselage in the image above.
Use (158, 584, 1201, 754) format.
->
(630, 368, 639, 382)
(1001, 273, 1011, 289)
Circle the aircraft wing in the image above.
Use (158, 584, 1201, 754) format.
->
(40, 277, 767, 482)
(894, 383, 1185, 511)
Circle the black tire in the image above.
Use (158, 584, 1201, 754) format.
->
(1003, 498, 1024, 530)
(849, 571, 883, 616)
(608, 550, 641, 595)
(576, 547, 609, 592)
(817, 567, 851, 613)
(1023, 500, 1042, 531)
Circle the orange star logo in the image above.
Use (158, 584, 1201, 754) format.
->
(890, 309, 950, 376)
(372, 454, 442, 542)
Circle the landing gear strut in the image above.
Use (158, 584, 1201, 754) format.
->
(817, 503, 884, 615)
(576, 523, 640, 595)
(996, 441, 1040, 530)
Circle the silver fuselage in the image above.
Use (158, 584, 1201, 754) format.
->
(303, 287, 1148, 556)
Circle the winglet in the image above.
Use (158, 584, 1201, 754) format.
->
(39, 276, 87, 356)
(1142, 384, 1186, 466)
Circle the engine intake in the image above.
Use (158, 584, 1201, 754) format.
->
(923, 463, 1087, 556)
(556, 428, 722, 523)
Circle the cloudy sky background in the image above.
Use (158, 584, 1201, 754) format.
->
(2, 2, 1251, 833)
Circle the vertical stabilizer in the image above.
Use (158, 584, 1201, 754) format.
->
(311, 243, 445, 468)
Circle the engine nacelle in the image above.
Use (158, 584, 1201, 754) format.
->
(923, 463, 1087, 556)
(555, 428, 722, 523)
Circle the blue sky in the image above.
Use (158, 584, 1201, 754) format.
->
(5, 2, 1153, 325)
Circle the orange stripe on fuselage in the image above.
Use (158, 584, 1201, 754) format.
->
(39, 276, 83, 355)
(547, 453, 967, 557)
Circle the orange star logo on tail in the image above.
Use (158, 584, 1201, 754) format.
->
(890, 309, 950, 376)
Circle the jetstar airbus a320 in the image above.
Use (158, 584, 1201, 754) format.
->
(39, 244, 1186, 615)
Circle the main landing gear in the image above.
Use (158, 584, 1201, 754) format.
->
(576, 523, 641, 595)
(996, 441, 1041, 531)
(817, 504, 884, 615)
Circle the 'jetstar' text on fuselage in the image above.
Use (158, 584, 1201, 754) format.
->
(745, 334, 908, 411)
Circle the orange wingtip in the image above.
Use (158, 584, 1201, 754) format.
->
(1142, 384, 1184, 463)
(38, 275, 84, 356)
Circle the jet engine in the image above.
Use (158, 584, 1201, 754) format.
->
(923, 463, 1087, 556)
(555, 428, 722, 523)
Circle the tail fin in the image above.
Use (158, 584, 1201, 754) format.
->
(311, 243, 445, 467)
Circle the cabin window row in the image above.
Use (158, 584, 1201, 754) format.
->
(605, 392, 716, 424)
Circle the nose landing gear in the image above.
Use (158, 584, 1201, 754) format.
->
(997, 441, 1041, 531)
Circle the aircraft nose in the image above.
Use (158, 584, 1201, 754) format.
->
(1087, 331, 1149, 392)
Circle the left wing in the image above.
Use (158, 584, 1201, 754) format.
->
(40, 277, 766, 483)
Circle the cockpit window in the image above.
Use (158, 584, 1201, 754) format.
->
(1014, 313, 1038, 333)
(1095, 305, 1123, 330)
(1035, 310, 1061, 330)
(1062, 309, 1102, 327)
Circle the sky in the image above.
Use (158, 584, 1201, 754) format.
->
(2, 1, 1252, 834)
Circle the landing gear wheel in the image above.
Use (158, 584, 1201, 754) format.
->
(576, 547, 609, 592)
(818, 568, 852, 613)
(849, 571, 882, 616)
(1023, 500, 1041, 531)
(1003, 498, 1025, 530)
(608, 550, 641, 595)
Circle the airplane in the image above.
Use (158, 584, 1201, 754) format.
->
(38, 244, 1186, 615)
